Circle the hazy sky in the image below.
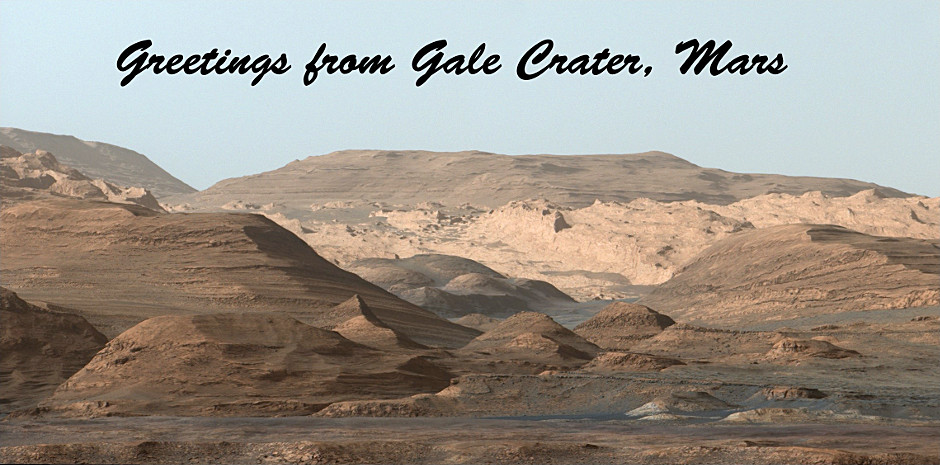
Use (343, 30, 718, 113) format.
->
(2, 1, 938, 196)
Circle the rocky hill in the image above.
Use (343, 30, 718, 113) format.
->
(42, 313, 452, 417)
(573, 302, 676, 350)
(347, 254, 576, 318)
(233, 190, 938, 300)
(0, 128, 195, 197)
(0, 198, 478, 347)
(639, 224, 940, 326)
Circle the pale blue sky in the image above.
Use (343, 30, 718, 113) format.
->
(2, 1, 938, 196)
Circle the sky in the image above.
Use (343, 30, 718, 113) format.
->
(1, 1, 938, 196)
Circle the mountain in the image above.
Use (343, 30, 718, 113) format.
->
(170, 149, 908, 210)
(639, 224, 940, 327)
(0, 198, 478, 347)
(0, 127, 195, 197)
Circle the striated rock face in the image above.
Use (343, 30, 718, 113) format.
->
(0, 287, 107, 413)
(42, 313, 454, 417)
(0, 198, 478, 347)
(1, 146, 163, 211)
(159, 147, 935, 300)
(765, 338, 861, 361)
(0, 128, 195, 197)
(325, 296, 428, 351)
(463, 312, 599, 357)
(639, 224, 940, 327)
(574, 302, 676, 350)
(205, 191, 939, 301)
(582, 352, 685, 373)
(698, 189, 940, 240)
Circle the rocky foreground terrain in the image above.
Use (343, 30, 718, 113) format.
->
(1, 132, 938, 464)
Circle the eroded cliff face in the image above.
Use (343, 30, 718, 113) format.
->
(191, 190, 936, 302)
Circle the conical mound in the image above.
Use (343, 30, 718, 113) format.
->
(330, 296, 428, 350)
(463, 311, 599, 356)
(317, 294, 382, 329)
(574, 302, 675, 350)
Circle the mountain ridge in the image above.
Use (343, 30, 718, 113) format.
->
(172, 149, 909, 209)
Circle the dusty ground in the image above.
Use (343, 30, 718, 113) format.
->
(1, 417, 938, 464)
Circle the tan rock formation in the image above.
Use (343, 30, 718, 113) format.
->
(0, 128, 195, 197)
(1, 146, 163, 211)
(573, 302, 676, 350)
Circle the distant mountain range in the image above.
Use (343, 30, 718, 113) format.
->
(169, 149, 908, 210)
